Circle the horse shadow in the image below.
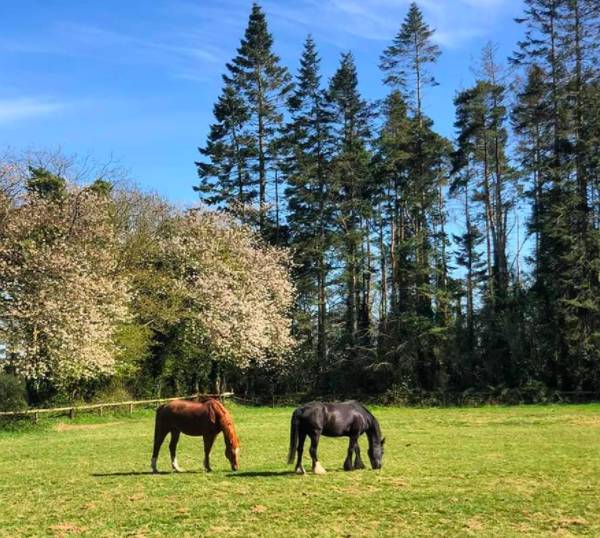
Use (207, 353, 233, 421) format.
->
(92, 469, 341, 478)
(228, 470, 306, 478)
(91, 470, 203, 477)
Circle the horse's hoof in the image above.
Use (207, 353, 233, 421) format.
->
(313, 462, 327, 475)
(295, 467, 305, 475)
(204, 468, 212, 473)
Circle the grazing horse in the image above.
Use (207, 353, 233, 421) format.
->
(151, 398, 240, 473)
(288, 400, 385, 474)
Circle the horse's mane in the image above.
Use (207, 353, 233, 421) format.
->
(351, 401, 382, 441)
(206, 399, 240, 448)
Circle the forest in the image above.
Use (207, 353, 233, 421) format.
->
(1, 0, 599, 407)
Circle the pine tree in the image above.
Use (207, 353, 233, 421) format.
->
(512, 64, 549, 277)
(372, 92, 412, 320)
(282, 36, 335, 372)
(379, 1, 441, 119)
(377, 3, 450, 391)
(224, 3, 292, 233)
(196, 3, 291, 234)
(195, 81, 254, 217)
(513, 0, 600, 389)
(449, 163, 486, 384)
(452, 66, 516, 384)
(328, 52, 373, 376)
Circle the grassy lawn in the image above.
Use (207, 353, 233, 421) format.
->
(1, 403, 600, 537)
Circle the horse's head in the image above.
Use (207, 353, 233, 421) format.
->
(368, 437, 385, 469)
(225, 445, 240, 471)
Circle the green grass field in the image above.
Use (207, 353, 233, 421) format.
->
(1, 404, 600, 537)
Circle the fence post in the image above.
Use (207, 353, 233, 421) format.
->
(99, 405, 103, 417)
(69, 407, 75, 419)
(128, 403, 133, 414)
(34, 411, 39, 424)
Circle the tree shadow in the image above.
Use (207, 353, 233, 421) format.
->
(91, 470, 203, 477)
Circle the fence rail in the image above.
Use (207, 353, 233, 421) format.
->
(0, 392, 234, 421)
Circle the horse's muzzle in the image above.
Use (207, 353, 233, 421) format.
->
(231, 464, 239, 471)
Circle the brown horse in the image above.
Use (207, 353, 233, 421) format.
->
(151, 398, 240, 473)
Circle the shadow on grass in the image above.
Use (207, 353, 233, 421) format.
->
(91, 470, 203, 477)
(228, 470, 298, 478)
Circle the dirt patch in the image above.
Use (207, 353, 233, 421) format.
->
(464, 518, 484, 534)
(49, 523, 85, 536)
(555, 516, 588, 528)
(568, 415, 600, 427)
(54, 421, 122, 432)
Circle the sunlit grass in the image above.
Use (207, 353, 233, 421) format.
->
(1, 403, 600, 536)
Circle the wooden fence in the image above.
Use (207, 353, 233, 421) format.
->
(0, 392, 234, 422)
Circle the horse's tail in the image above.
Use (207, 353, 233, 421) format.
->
(287, 409, 300, 465)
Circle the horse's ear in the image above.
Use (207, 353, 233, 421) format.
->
(208, 402, 216, 424)
(381, 437, 386, 446)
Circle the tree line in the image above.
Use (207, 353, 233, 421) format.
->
(196, 1, 600, 398)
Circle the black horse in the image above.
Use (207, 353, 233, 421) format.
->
(287, 401, 385, 474)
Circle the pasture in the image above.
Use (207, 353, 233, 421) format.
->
(1, 404, 600, 537)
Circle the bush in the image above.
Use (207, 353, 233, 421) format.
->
(0, 372, 28, 411)
(90, 380, 133, 404)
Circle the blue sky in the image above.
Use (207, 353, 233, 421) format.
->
(0, 0, 525, 204)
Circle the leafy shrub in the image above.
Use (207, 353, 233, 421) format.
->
(0, 372, 28, 411)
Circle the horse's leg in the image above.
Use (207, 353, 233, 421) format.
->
(203, 433, 216, 472)
(151, 422, 169, 473)
(169, 430, 183, 472)
(344, 436, 357, 471)
(295, 431, 307, 474)
(353, 437, 366, 470)
(310, 432, 326, 475)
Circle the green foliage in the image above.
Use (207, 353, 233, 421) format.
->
(0, 372, 28, 411)
(112, 321, 154, 380)
(88, 178, 113, 196)
(25, 167, 66, 200)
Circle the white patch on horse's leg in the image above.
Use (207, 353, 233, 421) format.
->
(151, 457, 158, 473)
(295, 465, 306, 475)
(312, 461, 327, 475)
(171, 457, 183, 472)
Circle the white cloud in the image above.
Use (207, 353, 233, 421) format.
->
(265, 0, 520, 50)
(0, 98, 65, 124)
(57, 23, 223, 65)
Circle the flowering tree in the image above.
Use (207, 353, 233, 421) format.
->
(0, 181, 129, 392)
(1, 151, 296, 399)
(135, 210, 295, 376)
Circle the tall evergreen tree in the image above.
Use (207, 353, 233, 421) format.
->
(224, 3, 292, 233)
(377, 3, 451, 391)
(513, 0, 600, 389)
(282, 36, 335, 373)
(328, 52, 374, 381)
(195, 81, 254, 217)
(379, 1, 441, 119)
(196, 3, 291, 234)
